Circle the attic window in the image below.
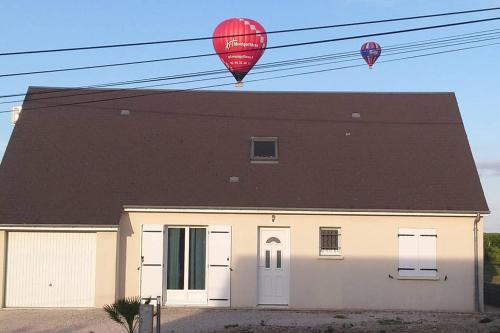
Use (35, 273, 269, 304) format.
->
(250, 137, 278, 163)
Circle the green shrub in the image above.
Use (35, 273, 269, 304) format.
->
(485, 233, 500, 262)
(485, 262, 499, 283)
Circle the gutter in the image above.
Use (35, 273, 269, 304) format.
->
(123, 206, 489, 217)
(474, 212, 481, 312)
(0, 225, 118, 231)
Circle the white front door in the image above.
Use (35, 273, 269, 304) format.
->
(258, 228, 290, 305)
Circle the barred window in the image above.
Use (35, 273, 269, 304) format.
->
(320, 228, 341, 256)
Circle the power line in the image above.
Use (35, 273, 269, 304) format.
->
(0, 32, 484, 98)
(1, 6, 499, 57)
(0, 40, 496, 115)
(1, 29, 499, 105)
(0, 34, 500, 104)
(2, 16, 500, 79)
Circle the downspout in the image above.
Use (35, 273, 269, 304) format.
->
(474, 212, 481, 312)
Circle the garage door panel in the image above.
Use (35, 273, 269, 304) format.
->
(6, 232, 96, 307)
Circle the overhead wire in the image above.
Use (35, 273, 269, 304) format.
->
(1, 6, 499, 57)
(0, 40, 497, 115)
(1, 27, 500, 106)
(1, 16, 500, 78)
(0, 28, 498, 105)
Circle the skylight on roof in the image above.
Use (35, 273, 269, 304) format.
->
(250, 137, 278, 163)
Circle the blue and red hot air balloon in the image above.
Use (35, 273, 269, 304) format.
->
(213, 18, 267, 86)
(360, 42, 382, 69)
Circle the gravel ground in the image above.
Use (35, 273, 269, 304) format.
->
(2, 307, 500, 333)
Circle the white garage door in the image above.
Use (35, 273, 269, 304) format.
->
(5, 232, 97, 307)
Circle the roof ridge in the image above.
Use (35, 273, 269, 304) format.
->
(27, 86, 455, 95)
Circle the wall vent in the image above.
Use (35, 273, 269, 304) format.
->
(229, 176, 240, 183)
(11, 106, 22, 125)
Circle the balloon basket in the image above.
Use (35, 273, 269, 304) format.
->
(235, 82, 244, 88)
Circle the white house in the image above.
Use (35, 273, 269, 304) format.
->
(0, 87, 489, 311)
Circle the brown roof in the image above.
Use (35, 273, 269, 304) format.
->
(0, 87, 489, 225)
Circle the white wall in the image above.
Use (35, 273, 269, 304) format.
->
(118, 212, 483, 311)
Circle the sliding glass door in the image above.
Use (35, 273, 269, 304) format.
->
(188, 228, 206, 290)
(166, 228, 185, 290)
(165, 227, 207, 304)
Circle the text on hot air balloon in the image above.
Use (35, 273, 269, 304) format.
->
(225, 39, 260, 50)
(228, 54, 252, 59)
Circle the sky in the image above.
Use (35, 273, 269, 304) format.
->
(0, 0, 499, 230)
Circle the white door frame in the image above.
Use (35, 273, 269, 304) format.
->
(257, 227, 290, 305)
(163, 226, 209, 305)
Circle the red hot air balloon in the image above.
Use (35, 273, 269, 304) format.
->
(213, 18, 267, 86)
(360, 42, 382, 69)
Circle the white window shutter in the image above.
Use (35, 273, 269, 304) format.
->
(208, 225, 231, 307)
(398, 228, 418, 277)
(140, 225, 163, 303)
(418, 229, 437, 277)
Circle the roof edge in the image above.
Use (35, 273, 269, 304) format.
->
(123, 206, 489, 217)
(0, 225, 118, 231)
(26, 86, 456, 95)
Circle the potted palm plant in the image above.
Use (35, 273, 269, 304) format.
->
(103, 296, 141, 333)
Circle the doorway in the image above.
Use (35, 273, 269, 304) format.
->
(258, 227, 290, 305)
